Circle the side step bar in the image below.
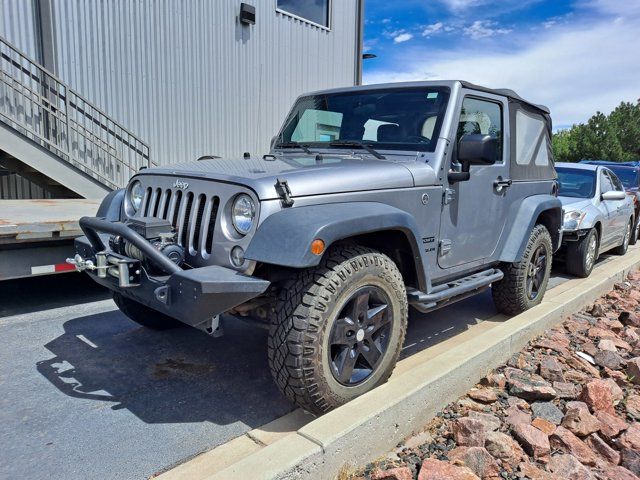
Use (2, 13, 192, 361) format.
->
(407, 268, 504, 313)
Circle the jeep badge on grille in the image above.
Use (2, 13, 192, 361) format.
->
(173, 179, 189, 190)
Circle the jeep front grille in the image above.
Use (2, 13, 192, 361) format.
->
(138, 187, 220, 257)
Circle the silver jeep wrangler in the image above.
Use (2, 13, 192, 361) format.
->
(72, 80, 562, 414)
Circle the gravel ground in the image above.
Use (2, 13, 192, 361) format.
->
(351, 269, 640, 480)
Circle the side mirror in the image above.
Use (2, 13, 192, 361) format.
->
(458, 134, 498, 166)
(602, 190, 626, 201)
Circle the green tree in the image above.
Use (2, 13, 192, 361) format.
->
(552, 100, 640, 163)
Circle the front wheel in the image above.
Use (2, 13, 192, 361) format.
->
(492, 224, 553, 316)
(565, 228, 598, 278)
(268, 245, 408, 415)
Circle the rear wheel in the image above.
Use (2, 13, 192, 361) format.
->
(268, 245, 408, 415)
(113, 292, 183, 330)
(630, 216, 639, 246)
(613, 219, 632, 255)
(492, 224, 553, 315)
(565, 228, 598, 278)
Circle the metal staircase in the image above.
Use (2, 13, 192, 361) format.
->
(0, 36, 154, 199)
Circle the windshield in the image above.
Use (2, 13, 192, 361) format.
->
(556, 167, 596, 199)
(277, 87, 451, 153)
(607, 166, 639, 189)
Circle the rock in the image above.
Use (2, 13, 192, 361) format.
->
(448, 446, 500, 479)
(371, 467, 413, 480)
(532, 417, 557, 436)
(552, 381, 578, 399)
(595, 350, 625, 370)
(624, 327, 640, 345)
(595, 410, 628, 440)
(600, 465, 640, 480)
(619, 424, 640, 451)
(604, 367, 628, 386)
(482, 373, 506, 389)
(457, 398, 489, 412)
(622, 449, 640, 476)
(539, 356, 565, 382)
(580, 380, 615, 414)
(468, 388, 498, 404)
(418, 458, 480, 480)
(518, 461, 562, 480)
(590, 304, 606, 317)
(548, 454, 595, 480)
(603, 378, 624, 405)
(505, 406, 532, 428)
(561, 405, 601, 437)
(550, 426, 598, 466)
(582, 342, 599, 357)
(586, 432, 620, 465)
(506, 368, 556, 402)
(532, 338, 570, 356)
(565, 400, 590, 412)
(627, 358, 640, 384)
(564, 369, 590, 384)
(508, 353, 528, 370)
(484, 431, 524, 466)
(404, 431, 434, 450)
(531, 401, 564, 425)
(620, 311, 640, 327)
(598, 338, 619, 352)
(626, 394, 640, 420)
(568, 353, 601, 377)
(512, 424, 550, 462)
(467, 412, 501, 432)
(507, 396, 529, 408)
(588, 326, 616, 339)
(453, 418, 486, 447)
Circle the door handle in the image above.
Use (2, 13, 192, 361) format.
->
(494, 177, 512, 193)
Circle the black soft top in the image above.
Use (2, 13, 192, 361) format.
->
(460, 80, 550, 114)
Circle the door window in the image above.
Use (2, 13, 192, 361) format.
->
(456, 97, 503, 163)
(600, 171, 614, 194)
(608, 171, 625, 191)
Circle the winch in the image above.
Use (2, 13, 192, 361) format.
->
(109, 217, 185, 273)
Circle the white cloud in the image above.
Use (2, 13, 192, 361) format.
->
(464, 20, 512, 39)
(438, 0, 487, 12)
(364, 8, 640, 126)
(422, 22, 444, 37)
(393, 33, 414, 43)
(382, 18, 391, 24)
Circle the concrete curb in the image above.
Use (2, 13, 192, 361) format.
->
(206, 248, 640, 480)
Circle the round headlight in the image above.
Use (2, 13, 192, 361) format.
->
(130, 181, 144, 212)
(232, 194, 256, 235)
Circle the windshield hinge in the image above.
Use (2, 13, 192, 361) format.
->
(443, 188, 456, 205)
(275, 178, 294, 208)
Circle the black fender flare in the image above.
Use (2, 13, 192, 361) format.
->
(96, 188, 125, 221)
(498, 194, 562, 263)
(245, 201, 425, 278)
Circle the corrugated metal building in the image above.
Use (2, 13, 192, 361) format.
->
(0, 0, 363, 169)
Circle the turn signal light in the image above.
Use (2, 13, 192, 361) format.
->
(310, 239, 325, 255)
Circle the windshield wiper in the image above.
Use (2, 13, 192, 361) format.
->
(329, 140, 386, 160)
(275, 141, 312, 155)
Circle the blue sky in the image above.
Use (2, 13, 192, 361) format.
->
(362, 0, 640, 129)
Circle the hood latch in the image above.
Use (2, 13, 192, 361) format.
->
(275, 178, 294, 207)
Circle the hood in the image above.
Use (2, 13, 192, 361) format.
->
(558, 196, 592, 211)
(140, 154, 422, 200)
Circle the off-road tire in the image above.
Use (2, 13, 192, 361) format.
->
(492, 224, 553, 316)
(613, 219, 633, 255)
(268, 245, 408, 415)
(630, 215, 639, 246)
(113, 292, 183, 330)
(565, 228, 598, 278)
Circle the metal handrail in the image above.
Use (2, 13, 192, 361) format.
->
(0, 36, 154, 191)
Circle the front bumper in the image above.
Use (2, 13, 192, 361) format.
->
(73, 217, 270, 327)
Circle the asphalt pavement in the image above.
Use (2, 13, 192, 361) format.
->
(0, 263, 599, 480)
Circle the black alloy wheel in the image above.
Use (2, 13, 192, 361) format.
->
(328, 286, 393, 386)
(526, 244, 548, 300)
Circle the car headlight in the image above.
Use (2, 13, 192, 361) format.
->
(563, 210, 586, 229)
(232, 194, 256, 235)
(129, 181, 144, 212)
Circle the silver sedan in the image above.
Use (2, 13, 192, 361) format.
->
(557, 162, 635, 277)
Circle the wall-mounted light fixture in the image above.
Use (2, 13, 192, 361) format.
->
(239, 3, 256, 25)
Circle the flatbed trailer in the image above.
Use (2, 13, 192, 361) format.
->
(0, 199, 100, 280)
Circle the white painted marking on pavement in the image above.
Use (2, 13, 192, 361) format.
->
(76, 334, 98, 348)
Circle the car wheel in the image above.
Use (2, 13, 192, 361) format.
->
(113, 292, 184, 330)
(630, 217, 640, 246)
(268, 244, 408, 415)
(492, 224, 553, 316)
(613, 219, 633, 255)
(565, 228, 599, 278)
